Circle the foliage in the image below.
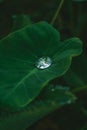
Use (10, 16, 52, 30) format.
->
(0, 85, 76, 130)
(0, 0, 87, 130)
(0, 21, 82, 109)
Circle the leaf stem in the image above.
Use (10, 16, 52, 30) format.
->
(50, 0, 64, 25)
(72, 85, 87, 93)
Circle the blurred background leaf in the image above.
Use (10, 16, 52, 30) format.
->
(0, 85, 75, 130)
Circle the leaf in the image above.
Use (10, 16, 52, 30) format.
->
(0, 21, 82, 109)
(0, 85, 76, 130)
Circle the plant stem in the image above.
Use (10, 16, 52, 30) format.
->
(50, 0, 64, 25)
(72, 85, 87, 93)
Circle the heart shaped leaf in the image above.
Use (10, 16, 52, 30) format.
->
(0, 21, 82, 109)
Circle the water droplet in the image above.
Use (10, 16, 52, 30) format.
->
(36, 57, 52, 69)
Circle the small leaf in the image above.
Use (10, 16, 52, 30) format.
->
(0, 21, 82, 109)
(0, 85, 76, 130)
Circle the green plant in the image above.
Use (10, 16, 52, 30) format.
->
(0, 0, 87, 130)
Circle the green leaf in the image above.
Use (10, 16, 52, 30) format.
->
(0, 85, 76, 130)
(0, 21, 82, 109)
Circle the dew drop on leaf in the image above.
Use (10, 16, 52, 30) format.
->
(36, 57, 52, 69)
